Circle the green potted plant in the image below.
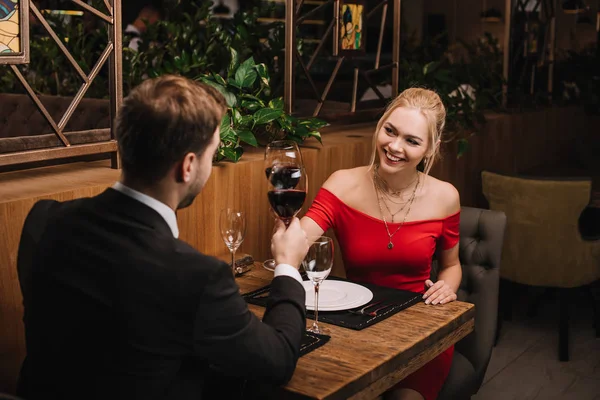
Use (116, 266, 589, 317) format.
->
(199, 50, 327, 162)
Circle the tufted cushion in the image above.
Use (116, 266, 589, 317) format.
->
(437, 206, 506, 400)
(0, 93, 110, 142)
(456, 207, 506, 390)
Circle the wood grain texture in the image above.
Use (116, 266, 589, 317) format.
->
(239, 266, 475, 400)
(0, 107, 593, 393)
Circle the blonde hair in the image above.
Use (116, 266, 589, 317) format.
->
(369, 88, 446, 176)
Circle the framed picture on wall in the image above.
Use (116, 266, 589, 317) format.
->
(338, 0, 366, 56)
(0, 0, 30, 64)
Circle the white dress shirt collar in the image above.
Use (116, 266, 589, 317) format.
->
(112, 182, 179, 238)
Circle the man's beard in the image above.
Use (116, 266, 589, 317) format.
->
(177, 180, 202, 209)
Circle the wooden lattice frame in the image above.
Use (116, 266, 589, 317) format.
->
(0, 0, 122, 168)
(284, 0, 401, 116)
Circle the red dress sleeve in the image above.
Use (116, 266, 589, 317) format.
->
(304, 188, 337, 232)
(439, 211, 460, 250)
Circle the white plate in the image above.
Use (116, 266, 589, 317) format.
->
(302, 280, 373, 311)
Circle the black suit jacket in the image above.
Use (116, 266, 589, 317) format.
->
(17, 189, 306, 400)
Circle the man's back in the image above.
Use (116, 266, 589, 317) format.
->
(19, 189, 306, 399)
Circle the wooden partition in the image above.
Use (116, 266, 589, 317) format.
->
(0, 106, 593, 393)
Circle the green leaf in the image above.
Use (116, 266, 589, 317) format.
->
(240, 94, 265, 105)
(307, 130, 322, 144)
(200, 78, 237, 107)
(240, 56, 256, 69)
(234, 63, 258, 89)
(253, 108, 284, 125)
(232, 108, 242, 125)
(219, 114, 234, 140)
(241, 99, 262, 112)
(236, 130, 258, 147)
(221, 145, 243, 162)
(299, 117, 328, 129)
(233, 146, 244, 162)
(240, 115, 254, 127)
(268, 98, 284, 110)
(423, 61, 440, 76)
(212, 73, 227, 87)
(255, 63, 271, 87)
(222, 147, 238, 161)
(229, 48, 239, 75)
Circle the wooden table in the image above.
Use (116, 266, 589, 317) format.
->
(237, 264, 475, 400)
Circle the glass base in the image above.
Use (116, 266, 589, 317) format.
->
(263, 259, 276, 271)
(306, 322, 325, 335)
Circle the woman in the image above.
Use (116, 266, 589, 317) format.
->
(301, 88, 461, 400)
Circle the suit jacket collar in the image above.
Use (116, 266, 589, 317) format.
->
(96, 188, 176, 239)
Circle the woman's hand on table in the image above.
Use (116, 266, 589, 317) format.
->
(423, 279, 457, 305)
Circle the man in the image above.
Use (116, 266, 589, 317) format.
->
(17, 75, 309, 400)
(124, 4, 162, 51)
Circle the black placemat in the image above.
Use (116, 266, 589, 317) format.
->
(243, 277, 423, 331)
(300, 331, 330, 357)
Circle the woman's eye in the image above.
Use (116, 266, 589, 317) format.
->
(407, 139, 419, 145)
(384, 127, 393, 134)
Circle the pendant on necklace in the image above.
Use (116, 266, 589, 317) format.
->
(387, 242, 394, 250)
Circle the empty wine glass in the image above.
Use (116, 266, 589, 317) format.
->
(263, 140, 305, 271)
(303, 236, 334, 334)
(220, 208, 247, 275)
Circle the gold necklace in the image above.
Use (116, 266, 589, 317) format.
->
(373, 165, 419, 198)
(374, 173, 419, 249)
(379, 193, 411, 223)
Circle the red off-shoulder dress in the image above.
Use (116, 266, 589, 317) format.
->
(304, 188, 460, 400)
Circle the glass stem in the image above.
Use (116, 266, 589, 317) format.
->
(231, 248, 236, 275)
(314, 282, 320, 330)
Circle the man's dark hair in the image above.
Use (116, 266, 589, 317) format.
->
(115, 75, 226, 184)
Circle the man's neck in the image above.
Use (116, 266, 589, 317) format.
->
(119, 178, 178, 211)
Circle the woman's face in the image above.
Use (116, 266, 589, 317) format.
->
(376, 107, 429, 175)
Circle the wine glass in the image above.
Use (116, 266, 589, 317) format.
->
(267, 163, 307, 227)
(263, 140, 305, 271)
(303, 236, 334, 334)
(219, 208, 247, 275)
(264, 140, 304, 178)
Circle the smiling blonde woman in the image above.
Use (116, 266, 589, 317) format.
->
(301, 88, 462, 400)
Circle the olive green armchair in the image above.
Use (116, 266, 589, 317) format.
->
(482, 171, 600, 361)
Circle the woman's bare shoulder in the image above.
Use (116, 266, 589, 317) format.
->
(422, 174, 461, 215)
(322, 166, 371, 200)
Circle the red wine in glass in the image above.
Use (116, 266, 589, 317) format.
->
(267, 189, 307, 225)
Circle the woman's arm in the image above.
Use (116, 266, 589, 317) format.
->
(425, 245, 462, 304)
(300, 169, 351, 242)
(423, 182, 462, 305)
(300, 217, 325, 242)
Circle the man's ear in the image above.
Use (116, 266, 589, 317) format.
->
(177, 153, 196, 183)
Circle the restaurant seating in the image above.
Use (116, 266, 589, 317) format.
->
(437, 206, 507, 400)
(481, 171, 600, 361)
